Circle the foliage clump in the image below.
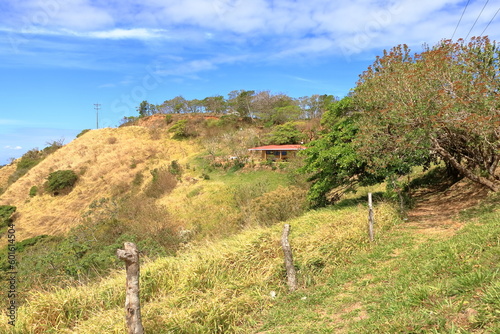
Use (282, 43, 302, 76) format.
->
(76, 129, 91, 138)
(7, 141, 64, 186)
(354, 37, 500, 192)
(303, 37, 500, 207)
(265, 122, 305, 145)
(45, 170, 78, 195)
(0, 205, 16, 229)
(169, 119, 197, 139)
(29, 186, 38, 197)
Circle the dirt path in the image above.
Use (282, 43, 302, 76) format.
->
(405, 180, 489, 238)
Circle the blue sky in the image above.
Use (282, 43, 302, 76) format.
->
(1, 0, 499, 165)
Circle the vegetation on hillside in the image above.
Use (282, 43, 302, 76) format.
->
(302, 37, 500, 207)
(0, 36, 498, 333)
(2, 140, 64, 193)
(122, 90, 335, 127)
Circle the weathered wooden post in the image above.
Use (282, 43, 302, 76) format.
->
(281, 224, 298, 292)
(117, 242, 144, 334)
(368, 193, 374, 242)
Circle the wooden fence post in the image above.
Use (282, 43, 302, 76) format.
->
(117, 242, 144, 334)
(368, 193, 374, 242)
(281, 224, 298, 292)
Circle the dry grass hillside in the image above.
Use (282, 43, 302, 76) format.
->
(0, 126, 200, 242)
(0, 163, 17, 192)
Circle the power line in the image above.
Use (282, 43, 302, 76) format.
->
(94, 103, 101, 129)
(452, 0, 471, 39)
(465, 0, 490, 40)
(480, 6, 500, 35)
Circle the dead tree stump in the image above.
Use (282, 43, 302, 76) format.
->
(281, 224, 298, 292)
(117, 242, 144, 334)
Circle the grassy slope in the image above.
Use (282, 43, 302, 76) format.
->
(0, 201, 400, 333)
(2, 186, 498, 333)
(251, 192, 499, 333)
(0, 117, 498, 333)
(0, 163, 17, 192)
(0, 126, 198, 242)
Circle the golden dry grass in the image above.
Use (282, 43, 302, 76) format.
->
(0, 162, 17, 191)
(0, 126, 200, 242)
(0, 202, 400, 333)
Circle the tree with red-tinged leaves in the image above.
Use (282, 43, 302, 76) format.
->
(354, 37, 500, 192)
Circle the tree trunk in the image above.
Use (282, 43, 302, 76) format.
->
(281, 224, 298, 292)
(117, 242, 144, 334)
(430, 136, 499, 192)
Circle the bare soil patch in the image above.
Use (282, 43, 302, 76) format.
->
(405, 179, 489, 238)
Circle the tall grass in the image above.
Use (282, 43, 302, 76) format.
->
(250, 193, 500, 333)
(0, 202, 399, 333)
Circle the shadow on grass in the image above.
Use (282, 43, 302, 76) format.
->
(332, 191, 386, 210)
(408, 166, 460, 194)
(459, 191, 500, 220)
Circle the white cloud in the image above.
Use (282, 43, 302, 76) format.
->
(87, 28, 169, 40)
(0, 26, 170, 40)
(2, 0, 500, 65)
(4, 145, 23, 150)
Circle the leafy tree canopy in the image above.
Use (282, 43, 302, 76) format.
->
(354, 37, 500, 191)
(301, 97, 386, 207)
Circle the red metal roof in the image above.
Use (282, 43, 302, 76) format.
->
(248, 145, 306, 151)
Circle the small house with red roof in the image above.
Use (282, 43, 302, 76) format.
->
(248, 144, 306, 161)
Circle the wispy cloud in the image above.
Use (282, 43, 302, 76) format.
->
(0, 119, 22, 125)
(1, 0, 499, 70)
(4, 145, 23, 150)
(0, 26, 170, 40)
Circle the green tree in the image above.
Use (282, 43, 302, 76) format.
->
(300, 97, 386, 207)
(354, 37, 500, 191)
(203, 95, 227, 114)
(266, 122, 305, 145)
(228, 90, 255, 118)
(137, 100, 157, 117)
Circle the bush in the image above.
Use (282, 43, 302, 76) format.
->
(132, 172, 144, 186)
(45, 170, 78, 195)
(8, 142, 63, 186)
(29, 186, 38, 197)
(168, 160, 183, 176)
(76, 129, 91, 138)
(0, 205, 16, 228)
(169, 119, 197, 139)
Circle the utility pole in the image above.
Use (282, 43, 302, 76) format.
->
(94, 103, 101, 129)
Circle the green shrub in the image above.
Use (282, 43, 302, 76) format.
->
(8, 143, 63, 186)
(29, 186, 38, 197)
(168, 160, 183, 176)
(45, 170, 78, 195)
(165, 114, 173, 124)
(132, 172, 144, 186)
(0, 205, 16, 228)
(76, 129, 91, 138)
(168, 119, 197, 139)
